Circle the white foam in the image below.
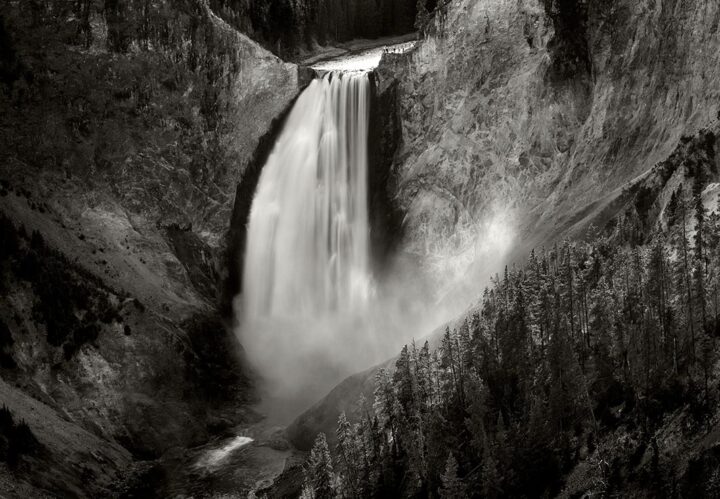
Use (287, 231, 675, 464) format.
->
(312, 41, 417, 72)
(242, 72, 372, 319)
(195, 436, 254, 469)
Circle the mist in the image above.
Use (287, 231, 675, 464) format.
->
(234, 207, 516, 424)
(232, 37, 517, 423)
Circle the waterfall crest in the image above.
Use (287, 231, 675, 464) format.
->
(243, 72, 372, 319)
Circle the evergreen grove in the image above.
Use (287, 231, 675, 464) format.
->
(301, 175, 720, 497)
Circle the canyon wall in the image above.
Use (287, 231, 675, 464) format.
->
(289, 0, 720, 467)
(209, 0, 417, 59)
(377, 0, 720, 291)
(0, 0, 303, 494)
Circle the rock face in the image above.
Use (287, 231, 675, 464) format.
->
(0, 0, 303, 494)
(368, 72, 406, 269)
(289, 0, 720, 467)
(376, 0, 720, 290)
(4, 0, 299, 250)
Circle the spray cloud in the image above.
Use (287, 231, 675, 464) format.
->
(235, 68, 516, 422)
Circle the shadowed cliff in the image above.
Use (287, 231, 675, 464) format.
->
(0, 0, 304, 495)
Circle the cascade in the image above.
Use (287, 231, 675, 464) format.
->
(242, 71, 372, 320)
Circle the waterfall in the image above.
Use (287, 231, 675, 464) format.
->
(242, 71, 372, 320)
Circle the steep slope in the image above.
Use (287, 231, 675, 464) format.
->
(377, 0, 720, 290)
(288, 0, 720, 471)
(290, 121, 720, 497)
(0, 0, 304, 495)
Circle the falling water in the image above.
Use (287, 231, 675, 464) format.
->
(243, 72, 372, 320)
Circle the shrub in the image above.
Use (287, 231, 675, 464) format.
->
(0, 406, 40, 468)
(0, 318, 12, 348)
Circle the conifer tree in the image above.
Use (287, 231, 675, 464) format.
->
(373, 368, 396, 436)
(440, 327, 460, 402)
(482, 432, 502, 499)
(304, 433, 336, 499)
(671, 185, 697, 365)
(698, 333, 715, 400)
(694, 176, 709, 331)
(336, 412, 361, 498)
(394, 345, 415, 415)
(648, 239, 671, 370)
(416, 340, 434, 410)
(439, 453, 466, 499)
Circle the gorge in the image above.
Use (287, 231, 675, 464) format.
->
(242, 71, 372, 321)
(0, 0, 720, 497)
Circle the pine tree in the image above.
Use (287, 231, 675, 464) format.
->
(672, 185, 697, 366)
(304, 433, 336, 499)
(648, 239, 672, 372)
(464, 377, 488, 460)
(481, 433, 502, 499)
(694, 176, 709, 332)
(415, 0, 431, 34)
(394, 345, 415, 415)
(590, 275, 617, 389)
(336, 412, 361, 498)
(439, 453, 466, 499)
(698, 333, 715, 400)
(416, 340, 434, 411)
(373, 368, 396, 436)
(405, 417, 428, 495)
(440, 327, 460, 404)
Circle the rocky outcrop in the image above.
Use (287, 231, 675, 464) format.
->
(368, 72, 406, 270)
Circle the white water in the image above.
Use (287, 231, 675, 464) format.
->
(194, 436, 253, 470)
(311, 39, 417, 72)
(239, 71, 375, 420)
(237, 66, 516, 423)
(243, 72, 372, 319)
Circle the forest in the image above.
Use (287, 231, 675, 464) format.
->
(300, 137, 720, 498)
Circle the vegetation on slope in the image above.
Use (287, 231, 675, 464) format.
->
(299, 131, 720, 498)
(0, 0, 298, 252)
(0, 406, 40, 469)
(0, 211, 126, 363)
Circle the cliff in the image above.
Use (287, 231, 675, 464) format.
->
(0, 0, 303, 495)
(376, 0, 720, 291)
